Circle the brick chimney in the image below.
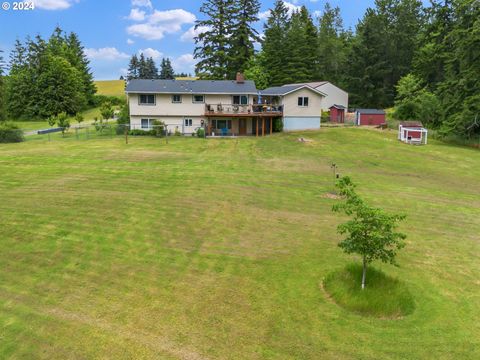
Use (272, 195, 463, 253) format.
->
(236, 72, 245, 84)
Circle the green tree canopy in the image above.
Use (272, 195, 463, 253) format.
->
(333, 177, 407, 289)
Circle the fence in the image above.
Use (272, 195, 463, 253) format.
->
(0, 123, 207, 144)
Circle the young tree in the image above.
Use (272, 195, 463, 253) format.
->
(332, 177, 406, 290)
(100, 101, 114, 121)
(160, 58, 175, 79)
(194, 0, 235, 79)
(227, 0, 261, 78)
(75, 113, 84, 125)
(262, 0, 290, 86)
(56, 112, 70, 136)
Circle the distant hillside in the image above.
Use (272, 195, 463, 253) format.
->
(94, 80, 126, 98)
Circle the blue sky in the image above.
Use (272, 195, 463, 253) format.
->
(0, 0, 386, 79)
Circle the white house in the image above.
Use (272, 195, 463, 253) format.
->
(125, 74, 349, 135)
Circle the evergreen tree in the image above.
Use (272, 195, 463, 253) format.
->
(160, 58, 175, 79)
(145, 57, 159, 79)
(138, 53, 147, 78)
(127, 54, 140, 80)
(262, 0, 290, 86)
(317, 3, 349, 84)
(244, 51, 270, 89)
(227, 0, 261, 78)
(65, 32, 97, 105)
(283, 7, 317, 84)
(194, 0, 235, 79)
(9, 39, 27, 73)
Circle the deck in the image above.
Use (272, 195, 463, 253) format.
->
(205, 104, 283, 117)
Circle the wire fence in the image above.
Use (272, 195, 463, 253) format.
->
(0, 123, 208, 144)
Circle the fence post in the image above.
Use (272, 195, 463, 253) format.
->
(86, 126, 89, 140)
(125, 125, 128, 145)
(75, 127, 79, 140)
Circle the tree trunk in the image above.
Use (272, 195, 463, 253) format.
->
(362, 257, 367, 290)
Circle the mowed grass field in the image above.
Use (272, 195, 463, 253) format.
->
(0, 128, 479, 359)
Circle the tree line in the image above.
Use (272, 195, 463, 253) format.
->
(126, 55, 190, 80)
(195, 0, 480, 138)
(4, 27, 96, 120)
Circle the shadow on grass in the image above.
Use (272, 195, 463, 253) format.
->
(323, 263, 415, 319)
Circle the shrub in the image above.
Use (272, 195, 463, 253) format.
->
(0, 122, 24, 143)
(273, 118, 283, 132)
(152, 119, 166, 137)
(322, 110, 331, 123)
(196, 127, 205, 138)
(92, 95, 125, 107)
(174, 126, 182, 136)
(128, 129, 156, 136)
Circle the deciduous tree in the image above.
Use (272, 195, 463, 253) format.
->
(332, 177, 407, 290)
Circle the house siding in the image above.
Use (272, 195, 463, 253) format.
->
(315, 82, 348, 111)
(130, 116, 203, 134)
(283, 116, 321, 131)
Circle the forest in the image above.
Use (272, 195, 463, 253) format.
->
(194, 0, 480, 138)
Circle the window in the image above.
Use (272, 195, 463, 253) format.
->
(172, 95, 182, 103)
(184, 118, 193, 127)
(213, 120, 232, 130)
(139, 94, 155, 105)
(141, 119, 153, 129)
(233, 95, 248, 105)
(298, 97, 309, 107)
(193, 95, 205, 103)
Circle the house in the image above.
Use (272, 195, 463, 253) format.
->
(329, 105, 346, 123)
(398, 121, 428, 145)
(125, 74, 348, 135)
(284, 81, 349, 111)
(257, 84, 326, 131)
(355, 109, 386, 126)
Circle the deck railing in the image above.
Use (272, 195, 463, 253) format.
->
(205, 103, 283, 116)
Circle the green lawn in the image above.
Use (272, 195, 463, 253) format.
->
(95, 80, 126, 97)
(0, 128, 479, 359)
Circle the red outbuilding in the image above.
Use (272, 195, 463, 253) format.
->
(329, 104, 346, 123)
(355, 109, 386, 126)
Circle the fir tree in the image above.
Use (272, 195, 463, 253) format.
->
(160, 58, 175, 79)
(227, 0, 261, 78)
(194, 0, 235, 79)
(127, 54, 140, 80)
(138, 53, 147, 79)
(145, 57, 159, 79)
(262, 0, 290, 86)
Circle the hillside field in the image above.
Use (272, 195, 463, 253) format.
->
(0, 128, 479, 359)
(95, 80, 126, 98)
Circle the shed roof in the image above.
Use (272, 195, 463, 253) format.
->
(125, 79, 258, 94)
(330, 104, 346, 110)
(400, 121, 424, 128)
(356, 109, 386, 115)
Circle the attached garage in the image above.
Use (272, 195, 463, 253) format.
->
(356, 109, 386, 126)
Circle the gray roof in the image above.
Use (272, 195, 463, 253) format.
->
(259, 84, 326, 96)
(125, 79, 257, 94)
(259, 85, 304, 96)
(331, 104, 346, 109)
(356, 109, 386, 115)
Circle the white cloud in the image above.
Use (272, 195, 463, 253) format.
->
(126, 8, 146, 21)
(139, 48, 163, 60)
(180, 25, 211, 42)
(131, 0, 152, 8)
(172, 54, 196, 73)
(34, 0, 78, 10)
(127, 9, 197, 41)
(259, 1, 301, 20)
(85, 47, 130, 61)
(127, 38, 135, 45)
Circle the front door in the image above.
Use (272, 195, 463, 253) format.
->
(239, 119, 247, 135)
